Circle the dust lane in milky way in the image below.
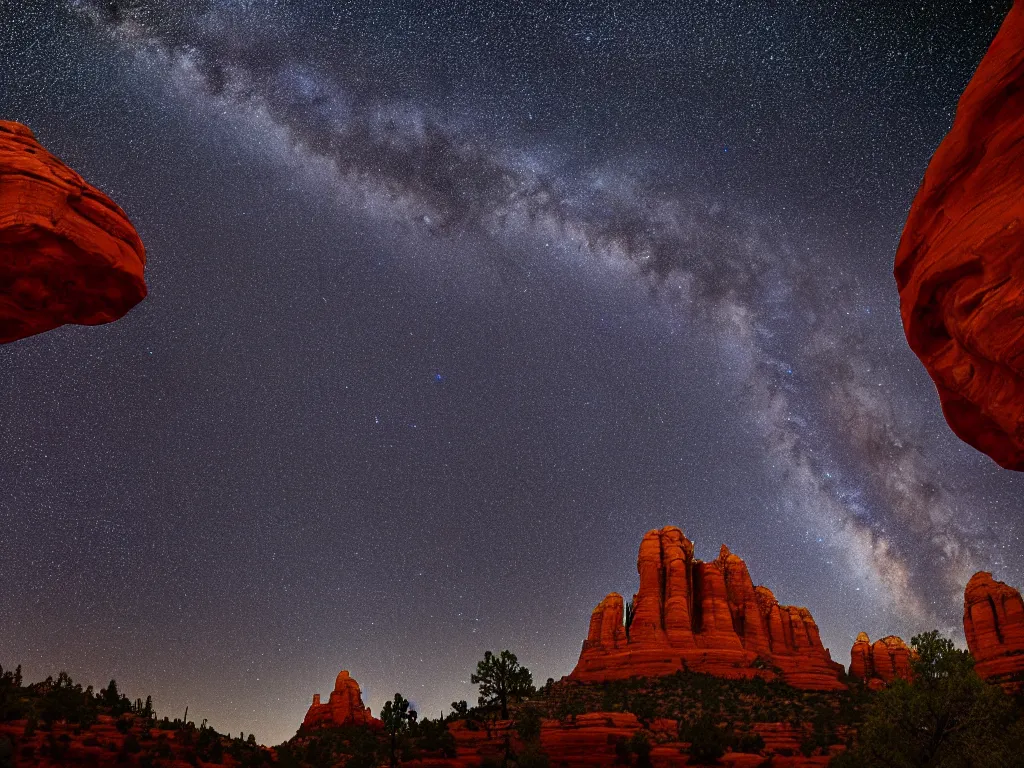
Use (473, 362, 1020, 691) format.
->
(0, 0, 1021, 745)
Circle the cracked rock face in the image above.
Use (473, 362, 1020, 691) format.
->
(849, 633, 913, 690)
(0, 120, 146, 344)
(570, 526, 846, 690)
(894, 2, 1024, 469)
(964, 572, 1024, 690)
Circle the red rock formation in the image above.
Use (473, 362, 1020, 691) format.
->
(0, 120, 146, 344)
(570, 526, 846, 690)
(302, 670, 380, 730)
(848, 633, 913, 689)
(964, 572, 1024, 689)
(0, 713, 264, 767)
(441, 714, 838, 768)
(893, 2, 1024, 469)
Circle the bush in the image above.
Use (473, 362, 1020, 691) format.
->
(554, 696, 585, 723)
(628, 695, 657, 724)
(514, 706, 543, 742)
(516, 741, 550, 768)
(418, 717, 457, 757)
(629, 732, 653, 768)
(734, 731, 765, 754)
(683, 716, 727, 764)
(835, 630, 1024, 767)
(613, 737, 632, 765)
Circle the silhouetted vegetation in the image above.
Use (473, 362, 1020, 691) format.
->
(538, 667, 867, 754)
(0, 663, 269, 766)
(680, 715, 727, 763)
(473, 650, 536, 719)
(381, 693, 417, 767)
(831, 630, 1024, 767)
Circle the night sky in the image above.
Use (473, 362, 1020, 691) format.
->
(1, 0, 1021, 746)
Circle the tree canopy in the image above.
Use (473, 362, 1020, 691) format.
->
(833, 630, 1024, 767)
(380, 693, 417, 768)
(471, 650, 534, 719)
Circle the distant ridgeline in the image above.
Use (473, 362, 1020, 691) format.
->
(4, 528, 1024, 766)
(0, 665, 269, 767)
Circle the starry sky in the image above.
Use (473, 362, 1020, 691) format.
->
(1, 0, 1021, 746)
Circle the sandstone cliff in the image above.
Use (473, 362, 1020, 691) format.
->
(848, 632, 913, 690)
(893, 1, 1024, 469)
(964, 572, 1024, 690)
(570, 527, 846, 690)
(0, 121, 146, 344)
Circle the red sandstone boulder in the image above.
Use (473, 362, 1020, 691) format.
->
(570, 526, 846, 690)
(0, 120, 146, 344)
(848, 633, 913, 689)
(302, 670, 381, 730)
(964, 572, 1024, 689)
(893, 2, 1024, 469)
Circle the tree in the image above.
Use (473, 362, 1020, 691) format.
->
(471, 650, 534, 719)
(380, 693, 417, 768)
(102, 680, 120, 706)
(628, 732, 653, 768)
(833, 630, 1024, 767)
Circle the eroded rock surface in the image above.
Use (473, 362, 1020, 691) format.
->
(570, 527, 846, 690)
(894, 2, 1024, 469)
(0, 121, 146, 344)
(302, 670, 380, 730)
(964, 571, 1024, 690)
(849, 633, 913, 690)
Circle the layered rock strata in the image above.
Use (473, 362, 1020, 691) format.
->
(893, 1, 1024, 469)
(570, 527, 845, 690)
(302, 670, 380, 730)
(964, 572, 1024, 689)
(848, 633, 913, 689)
(0, 120, 146, 344)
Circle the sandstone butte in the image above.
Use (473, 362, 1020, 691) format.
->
(0, 120, 146, 344)
(848, 632, 913, 690)
(569, 526, 846, 690)
(964, 571, 1024, 690)
(893, 0, 1024, 469)
(302, 670, 381, 730)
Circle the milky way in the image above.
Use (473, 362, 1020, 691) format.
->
(1, 0, 1021, 745)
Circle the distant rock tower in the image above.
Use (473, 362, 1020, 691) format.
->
(849, 632, 913, 689)
(964, 572, 1024, 691)
(302, 670, 380, 730)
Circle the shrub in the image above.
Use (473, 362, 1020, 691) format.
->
(734, 731, 765, 754)
(683, 716, 727, 765)
(629, 732, 653, 768)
